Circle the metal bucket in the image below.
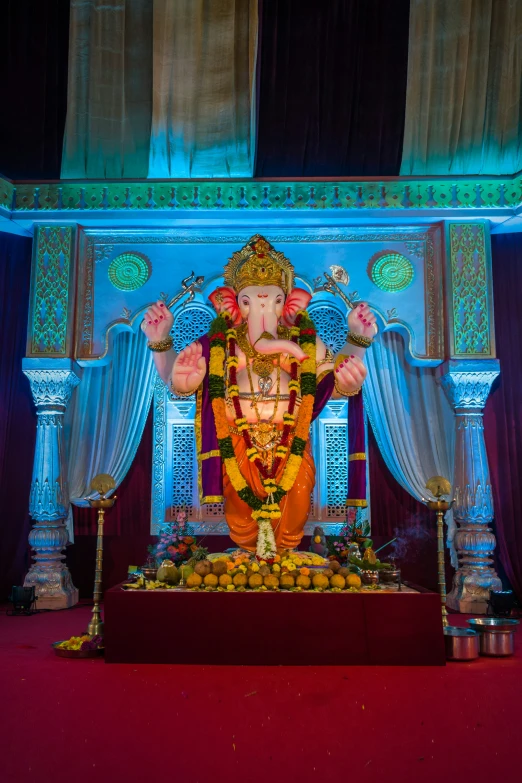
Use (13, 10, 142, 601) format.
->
(467, 618, 519, 657)
(444, 627, 479, 661)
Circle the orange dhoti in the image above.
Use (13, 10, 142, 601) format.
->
(223, 429, 315, 552)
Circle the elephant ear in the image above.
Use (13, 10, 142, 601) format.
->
(282, 287, 312, 325)
(208, 286, 241, 324)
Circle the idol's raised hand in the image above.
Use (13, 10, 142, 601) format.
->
(348, 302, 377, 339)
(335, 355, 367, 395)
(171, 341, 207, 395)
(141, 300, 174, 342)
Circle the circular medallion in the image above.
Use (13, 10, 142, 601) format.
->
(367, 252, 414, 293)
(108, 252, 151, 291)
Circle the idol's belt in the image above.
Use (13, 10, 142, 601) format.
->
(227, 393, 303, 402)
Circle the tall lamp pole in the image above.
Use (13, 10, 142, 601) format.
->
(425, 476, 453, 628)
(86, 474, 116, 639)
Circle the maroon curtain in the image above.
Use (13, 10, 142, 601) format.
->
(255, 0, 410, 177)
(0, 0, 70, 179)
(484, 234, 522, 601)
(0, 232, 36, 599)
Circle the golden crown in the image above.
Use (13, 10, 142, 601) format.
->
(224, 235, 294, 294)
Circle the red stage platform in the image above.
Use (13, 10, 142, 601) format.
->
(104, 584, 446, 666)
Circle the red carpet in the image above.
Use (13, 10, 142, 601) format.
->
(1, 604, 520, 783)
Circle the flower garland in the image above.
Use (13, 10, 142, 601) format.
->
(208, 309, 317, 559)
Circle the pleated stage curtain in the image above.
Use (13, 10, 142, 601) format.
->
(0, 0, 70, 179)
(64, 328, 155, 536)
(401, 0, 522, 176)
(148, 0, 258, 178)
(484, 234, 522, 602)
(364, 331, 457, 565)
(61, 0, 153, 179)
(254, 0, 410, 177)
(0, 233, 36, 598)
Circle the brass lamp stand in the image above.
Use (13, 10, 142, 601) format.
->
(86, 474, 116, 639)
(425, 476, 453, 628)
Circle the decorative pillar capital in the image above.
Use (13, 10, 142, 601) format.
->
(440, 359, 500, 411)
(22, 359, 81, 410)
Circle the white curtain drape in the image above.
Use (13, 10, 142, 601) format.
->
(148, 0, 258, 177)
(64, 328, 155, 537)
(363, 331, 457, 565)
(61, 0, 153, 179)
(401, 0, 522, 176)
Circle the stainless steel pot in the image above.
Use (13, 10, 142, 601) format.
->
(467, 617, 519, 657)
(444, 627, 480, 661)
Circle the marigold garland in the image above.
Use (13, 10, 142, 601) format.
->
(208, 308, 317, 558)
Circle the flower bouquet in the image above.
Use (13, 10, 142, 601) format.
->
(148, 508, 208, 567)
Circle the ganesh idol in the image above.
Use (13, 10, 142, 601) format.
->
(142, 236, 376, 559)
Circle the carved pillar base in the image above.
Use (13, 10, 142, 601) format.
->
(441, 361, 502, 614)
(23, 361, 81, 609)
(24, 520, 79, 609)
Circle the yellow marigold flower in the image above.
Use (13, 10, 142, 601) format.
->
(287, 563, 296, 572)
(272, 563, 281, 572)
(209, 347, 226, 376)
(239, 564, 247, 573)
(251, 562, 260, 572)
(227, 384, 240, 396)
(227, 584, 235, 591)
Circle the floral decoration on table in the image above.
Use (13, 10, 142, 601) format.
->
(123, 550, 372, 592)
(147, 508, 209, 567)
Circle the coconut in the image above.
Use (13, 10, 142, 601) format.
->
(279, 574, 295, 590)
(338, 567, 350, 578)
(186, 573, 203, 588)
(321, 568, 334, 579)
(258, 565, 271, 577)
(195, 560, 212, 577)
(296, 575, 311, 589)
(312, 573, 329, 590)
(248, 573, 263, 589)
(156, 560, 179, 584)
(211, 560, 228, 576)
(233, 573, 248, 587)
(219, 573, 233, 587)
(330, 574, 346, 589)
(264, 574, 280, 590)
(203, 573, 219, 587)
(329, 560, 341, 573)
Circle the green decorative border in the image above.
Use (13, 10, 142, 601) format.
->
(2, 175, 521, 213)
(446, 222, 495, 358)
(27, 226, 76, 356)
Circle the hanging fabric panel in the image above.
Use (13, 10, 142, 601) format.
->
(148, 0, 258, 178)
(363, 332, 457, 565)
(61, 0, 153, 179)
(64, 328, 155, 537)
(401, 0, 522, 176)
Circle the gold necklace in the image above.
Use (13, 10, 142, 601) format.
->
(236, 323, 277, 380)
(246, 359, 281, 423)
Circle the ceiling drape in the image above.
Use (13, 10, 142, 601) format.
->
(148, 0, 258, 178)
(61, 0, 153, 179)
(400, 0, 522, 176)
